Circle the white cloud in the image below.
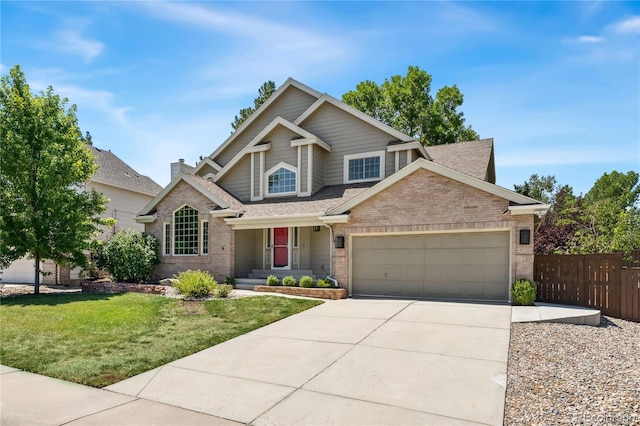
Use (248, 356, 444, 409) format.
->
(29, 71, 131, 126)
(133, 2, 353, 99)
(613, 16, 640, 34)
(577, 35, 605, 43)
(45, 30, 104, 62)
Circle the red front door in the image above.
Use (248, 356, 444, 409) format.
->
(273, 228, 289, 268)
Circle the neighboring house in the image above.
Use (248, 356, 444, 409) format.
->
(136, 78, 549, 302)
(0, 146, 163, 285)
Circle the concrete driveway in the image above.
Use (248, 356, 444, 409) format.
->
(103, 298, 512, 425)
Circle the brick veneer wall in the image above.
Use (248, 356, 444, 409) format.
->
(331, 168, 536, 294)
(145, 180, 234, 280)
(254, 285, 347, 300)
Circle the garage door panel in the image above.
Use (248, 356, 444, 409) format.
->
(352, 232, 510, 301)
(354, 265, 423, 282)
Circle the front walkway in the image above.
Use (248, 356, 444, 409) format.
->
(3, 298, 518, 425)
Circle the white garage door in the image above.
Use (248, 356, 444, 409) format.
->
(352, 232, 510, 301)
(1, 257, 40, 284)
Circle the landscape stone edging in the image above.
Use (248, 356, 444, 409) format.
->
(81, 282, 165, 295)
(253, 285, 347, 300)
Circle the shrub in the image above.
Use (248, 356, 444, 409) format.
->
(298, 276, 314, 288)
(512, 278, 536, 306)
(216, 284, 233, 298)
(282, 276, 297, 287)
(174, 270, 217, 298)
(317, 278, 332, 288)
(266, 275, 280, 286)
(299, 276, 314, 288)
(96, 229, 159, 283)
(223, 276, 235, 285)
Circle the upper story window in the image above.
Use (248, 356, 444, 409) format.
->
(266, 163, 297, 196)
(344, 150, 385, 183)
(174, 205, 199, 255)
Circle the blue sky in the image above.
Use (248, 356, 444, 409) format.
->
(2, 1, 639, 195)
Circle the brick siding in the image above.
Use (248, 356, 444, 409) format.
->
(145, 180, 233, 281)
(331, 168, 536, 292)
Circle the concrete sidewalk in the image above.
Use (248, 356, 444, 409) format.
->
(511, 302, 601, 326)
(2, 299, 513, 425)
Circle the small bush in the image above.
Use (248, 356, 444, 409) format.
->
(224, 276, 235, 285)
(174, 270, 217, 298)
(283, 276, 297, 287)
(216, 284, 232, 298)
(299, 276, 314, 288)
(512, 278, 536, 306)
(317, 278, 332, 288)
(266, 275, 280, 286)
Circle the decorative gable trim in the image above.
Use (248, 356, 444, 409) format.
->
(195, 78, 322, 175)
(290, 137, 331, 152)
(138, 173, 230, 216)
(327, 158, 547, 215)
(198, 157, 222, 172)
(294, 95, 430, 158)
(213, 116, 324, 182)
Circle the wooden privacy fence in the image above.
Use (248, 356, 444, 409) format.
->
(534, 253, 640, 322)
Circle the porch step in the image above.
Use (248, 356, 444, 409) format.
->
(247, 269, 317, 280)
(234, 278, 264, 290)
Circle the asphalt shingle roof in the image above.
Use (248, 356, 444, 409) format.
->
(241, 183, 375, 217)
(91, 146, 162, 196)
(425, 138, 494, 181)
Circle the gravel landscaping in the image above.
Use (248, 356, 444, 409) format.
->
(505, 317, 640, 426)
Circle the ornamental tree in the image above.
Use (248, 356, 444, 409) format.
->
(0, 65, 109, 293)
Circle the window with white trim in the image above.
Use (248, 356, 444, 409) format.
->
(163, 223, 171, 256)
(344, 151, 385, 183)
(201, 220, 209, 255)
(265, 163, 297, 196)
(174, 205, 199, 255)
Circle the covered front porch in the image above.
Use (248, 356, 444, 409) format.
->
(233, 225, 332, 288)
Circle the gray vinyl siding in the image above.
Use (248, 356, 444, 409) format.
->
(217, 155, 251, 201)
(310, 226, 330, 278)
(299, 227, 311, 269)
(264, 127, 298, 172)
(299, 103, 397, 186)
(215, 87, 318, 166)
(234, 229, 259, 277)
(312, 145, 324, 194)
(300, 145, 308, 194)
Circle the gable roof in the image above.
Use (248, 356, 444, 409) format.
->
(294, 94, 430, 159)
(138, 173, 243, 216)
(328, 158, 546, 216)
(198, 78, 322, 172)
(212, 116, 328, 182)
(425, 138, 495, 182)
(91, 146, 162, 196)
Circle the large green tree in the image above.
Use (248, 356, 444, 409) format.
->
(572, 171, 640, 254)
(342, 66, 479, 145)
(0, 65, 109, 294)
(231, 81, 276, 132)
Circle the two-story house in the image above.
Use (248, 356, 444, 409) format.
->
(0, 146, 162, 285)
(136, 78, 548, 302)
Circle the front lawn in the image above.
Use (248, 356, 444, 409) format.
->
(0, 293, 321, 387)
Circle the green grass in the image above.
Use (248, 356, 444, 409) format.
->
(0, 293, 321, 387)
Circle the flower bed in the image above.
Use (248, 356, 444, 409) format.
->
(254, 285, 347, 300)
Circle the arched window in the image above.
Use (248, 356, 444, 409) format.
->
(174, 205, 198, 255)
(267, 166, 296, 195)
